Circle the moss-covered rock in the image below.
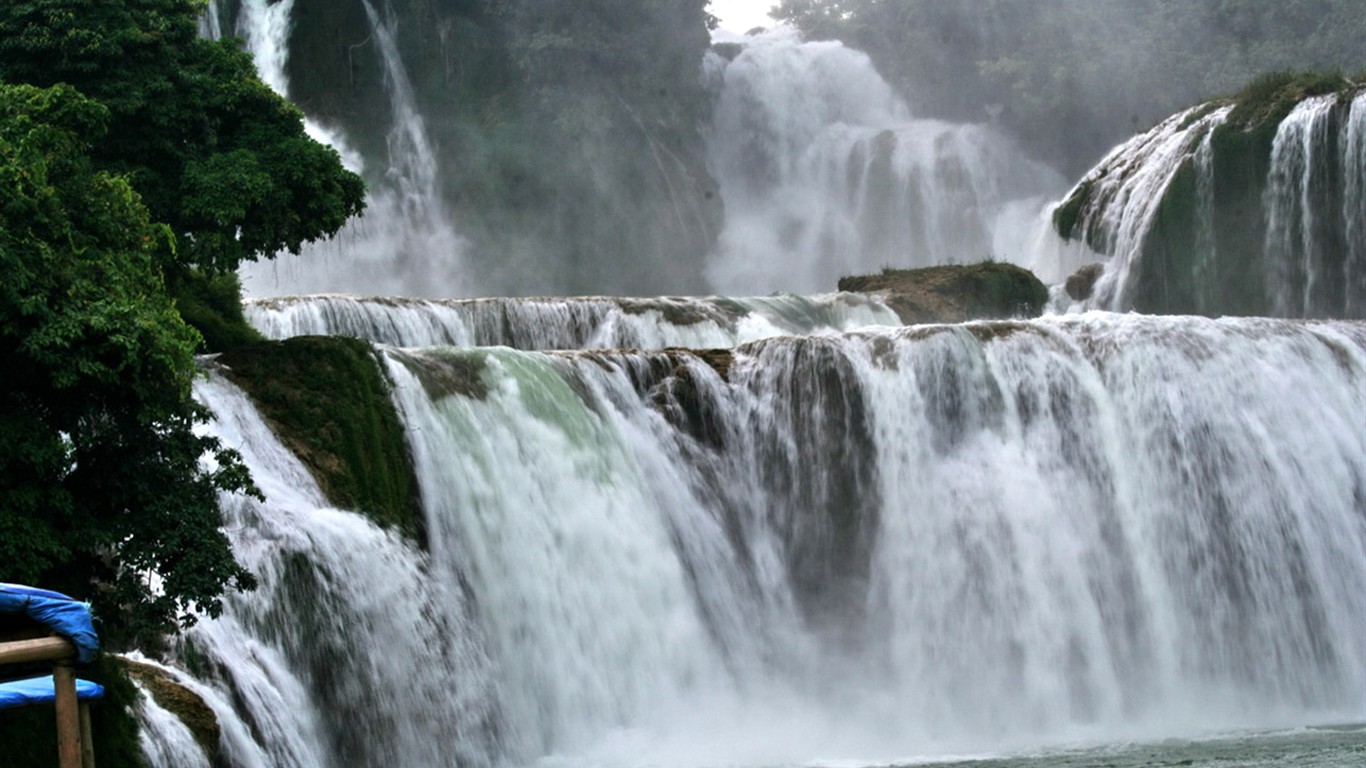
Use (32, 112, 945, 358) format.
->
(389, 348, 491, 402)
(1055, 71, 1363, 317)
(837, 262, 1050, 323)
(121, 658, 219, 762)
(1052, 183, 1091, 243)
(1223, 71, 1350, 132)
(217, 337, 424, 542)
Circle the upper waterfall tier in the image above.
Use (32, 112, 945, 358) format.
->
(1053, 77, 1366, 318)
(244, 293, 900, 349)
(704, 30, 1069, 293)
(208, 2, 1070, 298)
(209, 0, 722, 298)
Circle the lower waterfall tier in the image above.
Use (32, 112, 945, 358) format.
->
(167, 313, 1365, 767)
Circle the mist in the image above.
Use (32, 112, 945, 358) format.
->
(772, 0, 1366, 177)
(214, 0, 1366, 299)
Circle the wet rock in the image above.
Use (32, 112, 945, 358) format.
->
(838, 262, 1049, 323)
(1065, 263, 1105, 301)
(121, 659, 219, 762)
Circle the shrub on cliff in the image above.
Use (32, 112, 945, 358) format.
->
(0, 83, 257, 643)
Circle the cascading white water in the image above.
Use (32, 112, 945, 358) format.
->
(233, 0, 294, 97)
(243, 293, 899, 348)
(1065, 105, 1232, 310)
(223, 0, 466, 298)
(1056, 88, 1366, 317)
(1191, 115, 1221, 314)
(172, 312, 1366, 768)
(1264, 95, 1339, 317)
(164, 374, 499, 768)
(704, 29, 1068, 294)
(135, 679, 213, 768)
(384, 348, 750, 761)
(215, 1, 363, 170)
(198, 0, 223, 40)
(1347, 92, 1366, 316)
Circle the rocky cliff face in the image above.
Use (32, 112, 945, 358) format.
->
(1054, 74, 1366, 318)
(212, 0, 723, 296)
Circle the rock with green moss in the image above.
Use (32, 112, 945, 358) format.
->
(837, 262, 1050, 324)
(1055, 72, 1365, 317)
(121, 658, 220, 762)
(217, 337, 424, 542)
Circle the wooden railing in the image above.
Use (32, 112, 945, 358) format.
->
(0, 632, 95, 768)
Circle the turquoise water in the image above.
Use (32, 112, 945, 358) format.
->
(901, 725, 1366, 768)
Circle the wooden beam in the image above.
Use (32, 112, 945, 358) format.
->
(0, 636, 75, 665)
(53, 662, 82, 768)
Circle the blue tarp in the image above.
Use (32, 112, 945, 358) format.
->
(0, 583, 100, 664)
(0, 675, 105, 710)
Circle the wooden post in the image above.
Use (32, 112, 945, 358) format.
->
(79, 702, 97, 768)
(53, 661, 82, 768)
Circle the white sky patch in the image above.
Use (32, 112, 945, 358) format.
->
(710, 0, 776, 35)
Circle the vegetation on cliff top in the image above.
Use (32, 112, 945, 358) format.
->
(1225, 70, 1354, 129)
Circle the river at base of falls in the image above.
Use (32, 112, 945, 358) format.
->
(519, 725, 1366, 768)
(896, 726, 1366, 768)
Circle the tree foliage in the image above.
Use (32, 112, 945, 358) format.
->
(773, 0, 1366, 176)
(0, 0, 365, 274)
(0, 0, 366, 645)
(0, 82, 257, 643)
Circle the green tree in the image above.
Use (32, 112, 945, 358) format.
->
(0, 0, 365, 276)
(0, 82, 257, 643)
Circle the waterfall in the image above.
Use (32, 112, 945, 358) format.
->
(704, 29, 1068, 294)
(171, 312, 1366, 767)
(242, 293, 899, 348)
(135, 680, 213, 768)
(1064, 105, 1232, 310)
(1264, 95, 1340, 317)
(1191, 119, 1220, 315)
(1057, 88, 1366, 318)
(220, 0, 465, 298)
(233, 0, 295, 97)
(167, 374, 499, 768)
(1346, 93, 1366, 316)
(198, 0, 223, 40)
(216, 1, 364, 175)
